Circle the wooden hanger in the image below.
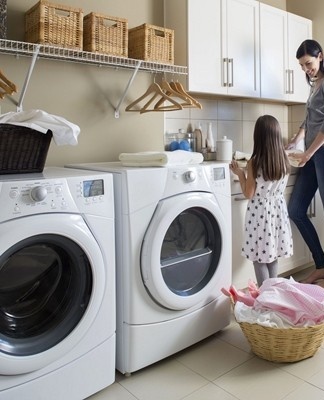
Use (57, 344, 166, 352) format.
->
(154, 79, 195, 110)
(125, 81, 183, 113)
(170, 80, 202, 109)
(0, 70, 17, 97)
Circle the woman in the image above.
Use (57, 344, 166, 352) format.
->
(230, 115, 292, 287)
(287, 39, 324, 284)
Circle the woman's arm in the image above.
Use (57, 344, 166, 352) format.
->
(297, 131, 324, 166)
(286, 127, 305, 150)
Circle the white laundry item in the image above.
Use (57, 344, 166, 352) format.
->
(233, 150, 251, 161)
(119, 150, 204, 167)
(0, 109, 80, 145)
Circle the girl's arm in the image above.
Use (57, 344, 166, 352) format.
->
(230, 160, 256, 199)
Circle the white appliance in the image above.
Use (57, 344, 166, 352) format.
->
(0, 167, 115, 400)
(66, 162, 231, 375)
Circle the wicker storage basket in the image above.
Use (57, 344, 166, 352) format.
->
(239, 321, 324, 362)
(0, 124, 52, 174)
(128, 23, 174, 64)
(25, 0, 83, 50)
(83, 12, 128, 57)
(0, 0, 7, 39)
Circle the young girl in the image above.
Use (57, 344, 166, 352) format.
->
(230, 115, 293, 287)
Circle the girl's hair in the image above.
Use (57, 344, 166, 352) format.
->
(251, 115, 290, 181)
(296, 39, 324, 85)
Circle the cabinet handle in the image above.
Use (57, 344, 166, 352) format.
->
(290, 69, 294, 94)
(223, 58, 228, 87)
(285, 69, 290, 94)
(307, 196, 316, 218)
(233, 195, 247, 201)
(228, 58, 234, 87)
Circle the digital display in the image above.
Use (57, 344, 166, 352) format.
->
(83, 179, 104, 197)
(213, 167, 225, 181)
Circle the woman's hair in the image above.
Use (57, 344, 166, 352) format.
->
(296, 39, 324, 85)
(251, 115, 290, 181)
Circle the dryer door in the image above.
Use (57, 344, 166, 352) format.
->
(141, 192, 230, 310)
(0, 214, 106, 375)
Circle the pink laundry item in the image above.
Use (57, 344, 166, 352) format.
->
(254, 277, 324, 326)
(221, 279, 259, 306)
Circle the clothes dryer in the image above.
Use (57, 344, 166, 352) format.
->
(66, 162, 231, 375)
(0, 167, 115, 400)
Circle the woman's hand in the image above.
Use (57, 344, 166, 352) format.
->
(289, 151, 309, 167)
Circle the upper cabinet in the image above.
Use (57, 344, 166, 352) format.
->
(260, 3, 312, 103)
(164, 0, 312, 103)
(165, 0, 260, 98)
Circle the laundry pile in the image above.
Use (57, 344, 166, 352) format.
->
(222, 277, 324, 328)
(0, 109, 80, 146)
(119, 150, 204, 167)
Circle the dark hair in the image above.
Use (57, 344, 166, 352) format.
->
(251, 115, 290, 181)
(296, 39, 324, 85)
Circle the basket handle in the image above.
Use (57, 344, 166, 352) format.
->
(54, 9, 72, 18)
(152, 28, 166, 38)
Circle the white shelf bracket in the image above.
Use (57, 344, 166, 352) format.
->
(17, 44, 41, 112)
(115, 60, 142, 118)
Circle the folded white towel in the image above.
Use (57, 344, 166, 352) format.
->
(119, 150, 204, 167)
(0, 109, 80, 146)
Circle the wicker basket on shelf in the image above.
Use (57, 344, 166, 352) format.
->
(83, 12, 128, 57)
(0, 124, 52, 174)
(238, 320, 324, 363)
(128, 23, 174, 64)
(25, 0, 83, 50)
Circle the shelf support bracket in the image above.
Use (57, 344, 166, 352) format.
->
(115, 60, 142, 119)
(17, 44, 41, 112)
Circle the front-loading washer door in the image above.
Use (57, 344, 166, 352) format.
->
(141, 192, 229, 310)
(0, 214, 105, 375)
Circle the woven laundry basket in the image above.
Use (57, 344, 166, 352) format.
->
(0, 124, 52, 174)
(238, 320, 324, 362)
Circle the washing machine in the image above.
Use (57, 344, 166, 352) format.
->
(66, 161, 231, 375)
(0, 167, 115, 400)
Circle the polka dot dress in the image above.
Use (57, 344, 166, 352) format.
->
(242, 173, 293, 263)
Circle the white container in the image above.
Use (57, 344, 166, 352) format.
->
(216, 136, 233, 161)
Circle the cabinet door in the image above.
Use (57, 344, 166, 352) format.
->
(231, 195, 255, 289)
(309, 190, 324, 253)
(259, 3, 287, 101)
(287, 13, 312, 103)
(226, 0, 260, 97)
(187, 0, 227, 94)
(278, 186, 310, 274)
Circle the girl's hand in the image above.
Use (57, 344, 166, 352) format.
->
(229, 160, 243, 176)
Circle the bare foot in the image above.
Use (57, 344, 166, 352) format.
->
(301, 269, 324, 284)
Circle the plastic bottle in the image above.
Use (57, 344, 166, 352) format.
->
(193, 123, 203, 153)
(206, 122, 215, 152)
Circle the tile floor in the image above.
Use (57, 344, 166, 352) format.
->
(89, 268, 324, 400)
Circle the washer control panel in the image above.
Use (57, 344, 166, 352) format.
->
(0, 172, 113, 222)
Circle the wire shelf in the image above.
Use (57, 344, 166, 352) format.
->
(0, 39, 188, 75)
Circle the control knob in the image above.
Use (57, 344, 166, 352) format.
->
(30, 186, 47, 202)
(183, 170, 196, 182)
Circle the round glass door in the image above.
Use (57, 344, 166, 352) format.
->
(161, 207, 221, 296)
(0, 234, 92, 357)
(141, 192, 228, 310)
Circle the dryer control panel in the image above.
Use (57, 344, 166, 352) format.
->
(0, 169, 114, 222)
